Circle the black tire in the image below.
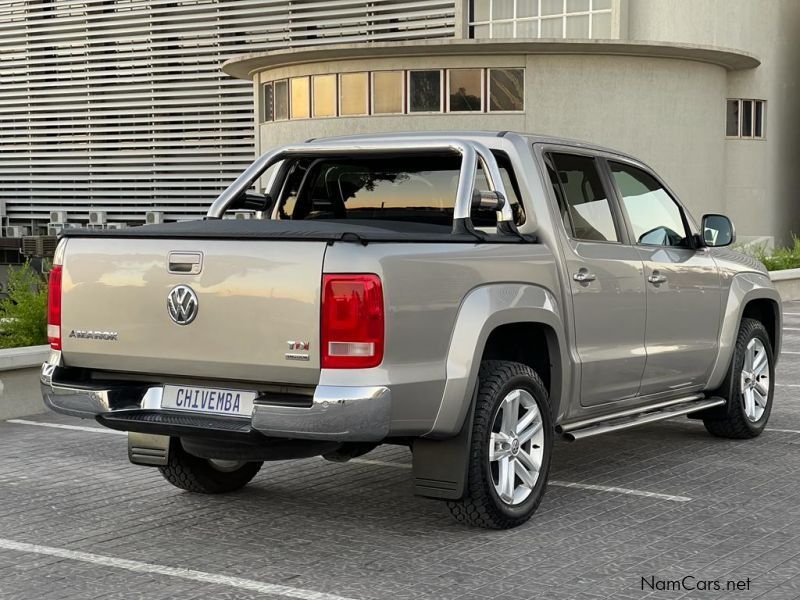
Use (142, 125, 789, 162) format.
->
(158, 439, 263, 493)
(703, 318, 774, 439)
(447, 360, 553, 529)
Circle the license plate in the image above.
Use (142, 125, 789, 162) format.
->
(161, 385, 256, 418)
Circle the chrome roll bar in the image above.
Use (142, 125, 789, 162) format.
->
(206, 139, 516, 231)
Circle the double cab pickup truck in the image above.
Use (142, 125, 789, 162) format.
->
(41, 132, 781, 529)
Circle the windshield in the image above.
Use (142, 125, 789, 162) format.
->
(275, 155, 524, 227)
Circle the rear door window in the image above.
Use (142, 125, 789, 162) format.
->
(547, 153, 620, 243)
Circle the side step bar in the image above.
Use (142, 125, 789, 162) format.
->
(558, 395, 726, 442)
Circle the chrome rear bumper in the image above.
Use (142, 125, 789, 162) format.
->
(41, 363, 391, 442)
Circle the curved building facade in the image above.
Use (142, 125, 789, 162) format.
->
(224, 0, 800, 243)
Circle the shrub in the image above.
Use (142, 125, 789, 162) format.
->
(0, 262, 48, 349)
(748, 236, 800, 272)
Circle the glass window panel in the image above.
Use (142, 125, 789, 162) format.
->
(290, 76, 310, 119)
(274, 79, 289, 120)
(566, 0, 589, 12)
(279, 155, 524, 226)
(742, 100, 753, 137)
(312, 74, 336, 118)
(726, 100, 740, 136)
(493, 0, 514, 19)
(472, 23, 491, 38)
(540, 16, 563, 36)
(489, 68, 524, 111)
(542, 0, 564, 16)
(591, 12, 612, 37)
(372, 71, 404, 114)
(550, 153, 619, 242)
(516, 18, 539, 37)
(340, 72, 368, 116)
(593, 0, 612, 8)
(472, 0, 490, 21)
(409, 70, 441, 112)
(261, 82, 273, 122)
(517, 0, 538, 17)
(565, 14, 589, 37)
(492, 21, 514, 38)
(610, 162, 690, 247)
(755, 101, 765, 137)
(448, 69, 482, 112)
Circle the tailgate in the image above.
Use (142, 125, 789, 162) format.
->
(60, 237, 324, 385)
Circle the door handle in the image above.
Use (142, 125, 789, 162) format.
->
(168, 252, 203, 275)
(572, 269, 596, 284)
(648, 271, 667, 285)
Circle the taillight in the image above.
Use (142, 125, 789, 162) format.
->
(321, 274, 384, 369)
(47, 265, 62, 350)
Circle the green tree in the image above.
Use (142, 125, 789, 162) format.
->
(0, 262, 48, 348)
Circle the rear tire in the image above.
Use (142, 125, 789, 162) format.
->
(446, 360, 553, 529)
(703, 318, 774, 439)
(158, 439, 263, 493)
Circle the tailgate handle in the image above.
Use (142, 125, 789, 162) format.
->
(168, 252, 203, 275)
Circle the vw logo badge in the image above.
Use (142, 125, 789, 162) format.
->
(167, 285, 198, 325)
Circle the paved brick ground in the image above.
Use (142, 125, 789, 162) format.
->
(1, 304, 800, 599)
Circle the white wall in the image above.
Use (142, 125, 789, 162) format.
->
(627, 0, 800, 243)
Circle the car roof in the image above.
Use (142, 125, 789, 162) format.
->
(310, 130, 636, 161)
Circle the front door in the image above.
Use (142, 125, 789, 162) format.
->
(545, 152, 647, 407)
(607, 160, 722, 395)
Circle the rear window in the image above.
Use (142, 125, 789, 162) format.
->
(276, 155, 524, 227)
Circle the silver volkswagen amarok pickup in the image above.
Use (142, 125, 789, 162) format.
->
(41, 132, 781, 529)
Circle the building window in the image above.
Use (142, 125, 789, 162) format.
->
(489, 68, 524, 111)
(727, 99, 766, 139)
(408, 70, 442, 113)
(312, 74, 337, 118)
(290, 76, 310, 120)
(340, 72, 369, 116)
(259, 67, 524, 122)
(372, 71, 405, 114)
(274, 79, 289, 121)
(470, 0, 613, 40)
(261, 82, 273, 122)
(448, 69, 483, 111)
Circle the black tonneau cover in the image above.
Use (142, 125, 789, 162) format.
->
(60, 219, 530, 244)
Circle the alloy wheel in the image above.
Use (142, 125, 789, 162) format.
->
(740, 337, 770, 422)
(489, 389, 545, 505)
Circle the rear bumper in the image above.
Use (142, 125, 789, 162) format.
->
(40, 363, 391, 442)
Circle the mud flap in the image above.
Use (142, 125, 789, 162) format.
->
(128, 432, 170, 466)
(411, 387, 477, 500)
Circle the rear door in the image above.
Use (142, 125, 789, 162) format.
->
(606, 160, 722, 395)
(60, 237, 325, 385)
(544, 151, 647, 407)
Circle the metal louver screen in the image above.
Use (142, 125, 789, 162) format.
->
(0, 0, 456, 226)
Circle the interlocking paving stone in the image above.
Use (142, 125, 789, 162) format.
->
(1, 302, 800, 599)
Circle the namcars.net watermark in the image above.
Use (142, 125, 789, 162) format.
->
(642, 576, 751, 592)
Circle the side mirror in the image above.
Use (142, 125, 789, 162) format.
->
(701, 213, 735, 247)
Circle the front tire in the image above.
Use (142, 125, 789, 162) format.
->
(158, 439, 263, 493)
(447, 360, 553, 529)
(704, 318, 774, 439)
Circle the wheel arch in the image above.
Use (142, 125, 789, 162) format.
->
(741, 297, 780, 356)
(426, 283, 567, 438)
(707, 272, 782, 390)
